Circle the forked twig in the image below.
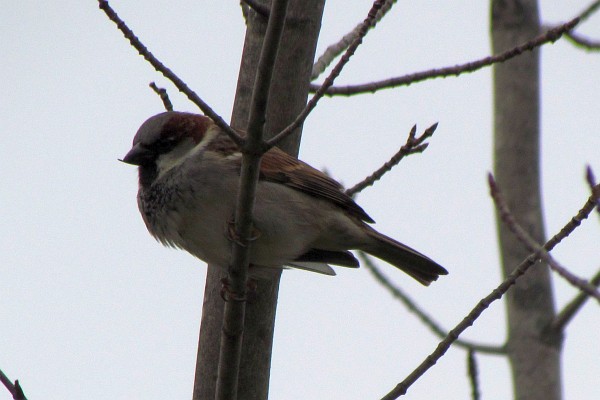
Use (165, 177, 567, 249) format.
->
(345, 123, 437, 197)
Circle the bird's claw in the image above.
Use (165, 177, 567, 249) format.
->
(220, 277, 258, 303)
(226, 218, 261, 246)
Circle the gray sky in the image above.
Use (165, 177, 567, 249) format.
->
(2, 1, 599, 399)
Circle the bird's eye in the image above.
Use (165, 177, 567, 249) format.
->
(151, 137, 179, 153)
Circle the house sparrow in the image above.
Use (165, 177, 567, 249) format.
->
(121, 111, 448, 285)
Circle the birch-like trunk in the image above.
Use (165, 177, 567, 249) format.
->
(491, 1, 562, 399)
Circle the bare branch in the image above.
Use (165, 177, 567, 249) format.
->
(215, 0, 289, 398)
(380, 188, 597, 399)
(312, 18, 579, 96)
(0, 369, 27, 400)
(467, 350, 481, 400)
(544, 0, 600, 51)
(586, 165, 600, 218)
(267, 0, 388, 148)
(360, 252, 506, 355)
(149, 82, 173, 111)
(345, 123, 437, 197)
(548, 262, 600, 303)
(489, 173, 600, 304)
(550, 270, 600, 333)
(97, 0, 243, 146)
(311, 0, 397, 81)
(546, 167, 600, 332)
(565, 31, 600, 50)
(579, 0, 600, 21)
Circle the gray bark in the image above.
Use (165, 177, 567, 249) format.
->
(491, 1, 562, 399)
(192, 2, 325, 399)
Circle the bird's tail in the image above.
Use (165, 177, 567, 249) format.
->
(360, 229, 448, 286)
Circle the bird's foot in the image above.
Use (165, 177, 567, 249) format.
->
(220, 277, 258, 303)
(226, 218, 261, 247)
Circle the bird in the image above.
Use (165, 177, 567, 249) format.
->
(121, 111, 448, 285)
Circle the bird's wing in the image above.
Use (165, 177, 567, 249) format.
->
(259, 147, 374, 223)
(209, 128, 374, 223)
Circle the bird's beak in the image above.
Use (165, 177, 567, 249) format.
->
(119, 143, 153, 166)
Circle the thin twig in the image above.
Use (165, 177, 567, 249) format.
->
(97, 0, 243, 146)
(345, 123, 437, 197)
(310, 0, 397, 80)
(489, 174, 600, 304)
(579, 0, 600, 21)
(267, 0, 387, 148)
(360, 252, 506, 355)
(0, 369, 27, 400)
(467, 350, 481, 400)
(380, 189, 598, 399)
(565, 31, 600, 50)
(545, 0, 600, 50)
(586, 165, 600, 218)
(312, 18, 579, 96)
(215, 0, 290, 398)
(550, 270, 600, 333)
(149, 82, 173, 111)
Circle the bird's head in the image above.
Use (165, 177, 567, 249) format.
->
(121, 112, 217, 186)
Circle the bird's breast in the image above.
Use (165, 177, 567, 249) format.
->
(137, 182, 186, 248)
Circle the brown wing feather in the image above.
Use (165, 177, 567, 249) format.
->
(209, 128, 374, 223)
(259, 148, 374, 223)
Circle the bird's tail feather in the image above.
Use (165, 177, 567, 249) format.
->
(360, 229, 448, 286)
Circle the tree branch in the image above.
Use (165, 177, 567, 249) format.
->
(266, 0, 387, 148)
(311, 18, 579, 96)
(565, 31, 600, 50)
(578, 0, 600, 21)
(467, 350, 481, 400)
(0, 369, 27, 400)
(149, 82, 173, 111)
(215, 0, 290, 398)
(545, 1, 600, 51)
(549, 270, 600, 333)
(345, 123, 437, 197)
(360, 252, 506, 355)
(489, 174, 600, 304)
(586, 165, 600, 218)
(97, 0, 243, 146)
(379, 185, 598, 399)
(547, 166, 600, 332)
(310, 0, 397, 81)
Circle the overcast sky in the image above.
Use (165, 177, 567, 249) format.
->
(2, 1, 599, 399)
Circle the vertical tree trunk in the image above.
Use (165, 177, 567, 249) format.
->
(192, 2, 325, 399)
(491, 1, 562, 400)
